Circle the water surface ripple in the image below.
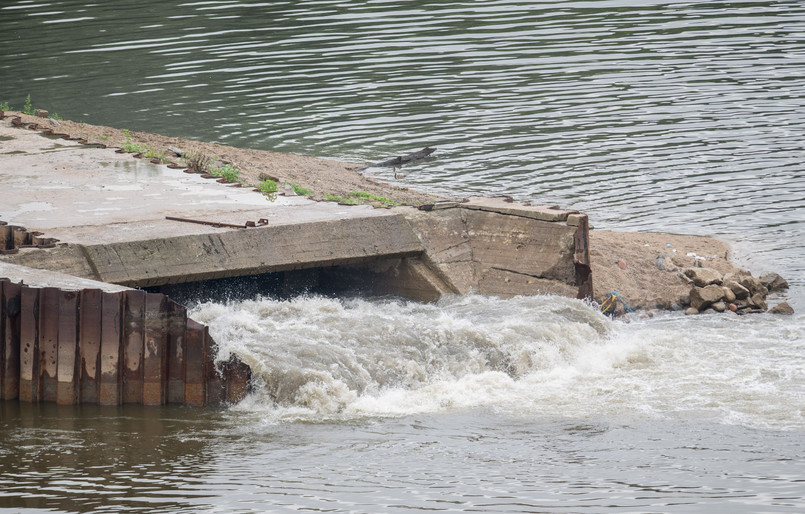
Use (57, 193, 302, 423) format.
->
(2, 1, 804, 289)
(1, 2, 805, 513)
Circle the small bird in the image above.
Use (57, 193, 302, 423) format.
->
(393, 167, 406, 179)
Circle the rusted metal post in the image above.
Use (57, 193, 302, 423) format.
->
(39, 287, 61, 403)
(123, 290, 145, 404)
(184, 320, 207, 407)
(79, 289, 102, 404)
(573, 214, 593, 300)
(19, 287, 39, 402)
(100, 291, 123, 405)
(2, 281, 21, 400)
(225, 356, 251, 405)
(166, 301, 187, 404)
(143, 294, 167, 405)
(56, 291, 78, 405)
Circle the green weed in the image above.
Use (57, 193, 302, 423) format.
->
(210, 163, 240, 183)
(121, 141, 146, 153)
(348, 191, 398, 207)
(0, 101, 10, 111)
(258, 179, 278, 202)
(290, 183, 313, 196)
(258, 179, 278, 194)
(143, 147, 167, 162)
(182, 151, 212, 173)
(23, 94, 33, 115)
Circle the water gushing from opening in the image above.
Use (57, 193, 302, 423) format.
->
(192, 294, 804, 429)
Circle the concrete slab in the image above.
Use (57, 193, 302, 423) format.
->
(0, 122, 391, 246)
(0, 261, 129, 292)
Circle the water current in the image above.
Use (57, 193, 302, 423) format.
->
(1, 1, 804, 512)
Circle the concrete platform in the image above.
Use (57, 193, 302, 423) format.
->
(0, 122, 394, 244)
(0, 120, 425, 288)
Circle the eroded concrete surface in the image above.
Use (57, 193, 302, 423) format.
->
(0, 122, 391, 245)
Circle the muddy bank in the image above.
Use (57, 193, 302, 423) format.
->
(590, 230, 790, 315)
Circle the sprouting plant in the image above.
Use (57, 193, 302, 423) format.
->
(210, 163, 240, 183)
(121, 140, 146, 153)
(258, 179, 278, 194)
(258, 179, 278, 202)
(290, 183, 313, 196)
(0, 100, 10, 111)
(120, 128, 145, 152)
(348, 191, 398, 207)
(23, 94, 33, 115)
(183, 151, 212, 173)
(50, 112, 63, 121)
(324, 193, 343, 202)
(143, 147, 167, 162)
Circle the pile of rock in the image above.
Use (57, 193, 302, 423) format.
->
(682, 268, 793, 315)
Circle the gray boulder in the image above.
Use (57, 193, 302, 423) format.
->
(724, 280, 750, 300)
(689, 285, 726, 311)
(683, 267, 723, 287)
(768, 302, 794, 314)
(747, 293, 768, 312)
(760, 272, 789, 292)
(738, 275, 768, 297)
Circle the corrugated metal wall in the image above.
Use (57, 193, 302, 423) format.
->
(0, 279, 250, 406)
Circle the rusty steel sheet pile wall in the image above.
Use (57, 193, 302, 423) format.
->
(0, 279, 250, 406)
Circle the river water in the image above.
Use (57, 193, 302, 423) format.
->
(1, 1, 804, 512)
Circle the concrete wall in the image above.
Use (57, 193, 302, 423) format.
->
(404, 198, 592, 300)
(0, 278, 249, 406)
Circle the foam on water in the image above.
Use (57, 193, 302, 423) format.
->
(191, 294, 804, 430)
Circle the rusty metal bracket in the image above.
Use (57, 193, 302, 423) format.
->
(1, 222, 59, 253)
(165, 216, 268, 229)
(245, 219, 269, 227)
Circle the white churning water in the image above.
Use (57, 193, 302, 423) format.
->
(192, 295, 805, 432)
